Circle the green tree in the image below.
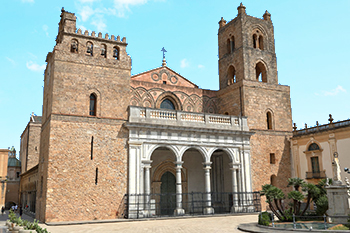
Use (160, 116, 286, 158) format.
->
(288, 190, 304, 215)
(287, 177, 305, 191)
(301, 183, 320, 215)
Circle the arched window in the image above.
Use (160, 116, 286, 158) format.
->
(86, 42, 93, 56)
(101, 44, 106, 58)
(308, 143, 320, 151)
(255, 62, 267, 82)
(160, 99, 175, 110)
(267, 111, 272, 129)
(270, 175, 277, 186)
(71, 39, 78, 53)
(259, 36, 264, 50)
(113, 46, 119, 60)
(253, 34, 257, 48)
(226, 39, 231, 54)
(89, 94, 97, 116)
(227, 65, 236, 85)
(230, 36, 235, 52)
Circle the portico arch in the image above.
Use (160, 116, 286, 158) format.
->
(210, 149, 234, 213)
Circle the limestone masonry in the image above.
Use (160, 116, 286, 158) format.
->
(20, 4, 293, 222)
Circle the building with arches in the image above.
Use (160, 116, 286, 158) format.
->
(19, 4, 293, 222)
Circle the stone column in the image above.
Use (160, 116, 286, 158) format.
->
(203, 162, 214, 214)
(174, 161, 185, 216)
(143, 160, 152, 217)
(230, 163, 239, 212)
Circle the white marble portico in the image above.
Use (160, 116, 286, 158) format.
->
(125, 106, 254, 218)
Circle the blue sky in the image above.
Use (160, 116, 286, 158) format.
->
(1, 0, 349, 156)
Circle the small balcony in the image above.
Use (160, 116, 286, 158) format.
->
(305, 170, 326, 179)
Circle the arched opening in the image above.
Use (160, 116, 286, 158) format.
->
(182, 147, 205, 214)
(230, 36, 235, 52)
(253, 34, 257, 48)
(226, 38, 231, 54)
(308, 143, 320, 151)
(270, 175, 277, 186)
(224, 112, 229, 115)
(255, 62, 267, 83)
(100, 44, 106, 58)
(210, 149, 233, 214)
(86, 41, 93, 56)
(113, 46, 119, 60)
(89, 93, 97, 116)
(70, 39, 78, 53)
(160, 99, 175, 110)
(227, 65, 236, 85)
(151, 147, 179, 216)
(258, 36, 264, 50)
(266, 111, 273, 130)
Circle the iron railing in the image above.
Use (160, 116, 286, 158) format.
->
(125, 191, 261, 219)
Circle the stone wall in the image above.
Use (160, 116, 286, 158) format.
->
(41, 116, 128, 222)
(20, 120, 41, 172)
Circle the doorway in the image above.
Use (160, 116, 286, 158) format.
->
(160, 171, 176, 215)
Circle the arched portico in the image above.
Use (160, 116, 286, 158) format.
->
(126, 106, 255, 218)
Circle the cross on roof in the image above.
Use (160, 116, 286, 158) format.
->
(161, 47, 167, 59)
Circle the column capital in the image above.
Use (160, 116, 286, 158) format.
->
(174, 161, 184, 169)
(143, 160, 152, 169)
(229, 163, 240, 170)
(202, 162, 212, 169)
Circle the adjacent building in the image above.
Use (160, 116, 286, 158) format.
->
(292, 115, 350, 184)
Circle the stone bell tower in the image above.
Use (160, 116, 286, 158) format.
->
(217, 4, 293, 198)
(37, 8, 131, 222)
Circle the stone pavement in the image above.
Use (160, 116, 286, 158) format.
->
(0, 212, 260, 233)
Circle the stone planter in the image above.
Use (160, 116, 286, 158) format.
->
(19, 230, 36, 233)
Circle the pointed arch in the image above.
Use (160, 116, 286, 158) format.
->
(227, 65, 236, 85)
(255, 61, 267, 83)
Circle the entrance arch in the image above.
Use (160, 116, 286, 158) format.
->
(210, 149, 234, 213)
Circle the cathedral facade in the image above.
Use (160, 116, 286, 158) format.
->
(20, 4, 292, 222)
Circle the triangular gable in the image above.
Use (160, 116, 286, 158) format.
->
(131, 66, 198, 88)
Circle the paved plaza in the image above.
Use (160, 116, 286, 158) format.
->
(0, 211, 259, 233)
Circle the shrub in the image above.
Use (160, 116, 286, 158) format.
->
(258, 212, 272, 226)
(328, 224, 349, 230)
(315, 195, 328, 216)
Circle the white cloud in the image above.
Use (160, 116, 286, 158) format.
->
(78, 0, 99, 3)
(79, 5, 95, 22)
(180, 59, 189, 68)
(91, 17, 107, 32)
(42, 24, 49, 37)
(317, 85, 346, 96)
(26, 61, 46, 72)
(112, 0, 148, 17)
(198, 64, 204, 69)
(6, 57, 16, 67)
(21, 0, 34, 3)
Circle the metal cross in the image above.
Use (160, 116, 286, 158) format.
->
(161, 47, 167, 59)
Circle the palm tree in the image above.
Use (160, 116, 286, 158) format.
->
(288, 190, 304, 215)
(287, 177, 305, 191)
(301, 183, 320, 215)
(261, 184, 286, 221)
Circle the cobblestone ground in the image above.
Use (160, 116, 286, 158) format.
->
(0, 211, 258, 233)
